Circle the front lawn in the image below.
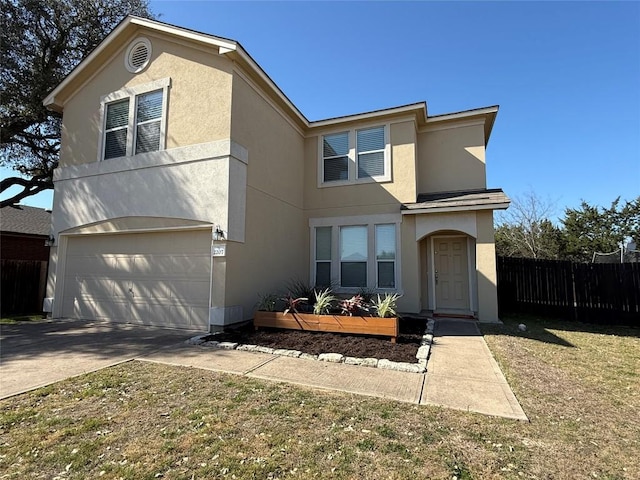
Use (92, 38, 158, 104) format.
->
(0, 314, 45, 324)
(0, 315, 638, 479)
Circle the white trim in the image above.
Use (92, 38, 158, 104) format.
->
(402, 202, 510, 215)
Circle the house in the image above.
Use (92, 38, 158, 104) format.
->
(42, 16, 510, 331)
(0, 205, 51, 314)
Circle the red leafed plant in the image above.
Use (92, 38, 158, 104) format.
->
(339, 295, 369, 316)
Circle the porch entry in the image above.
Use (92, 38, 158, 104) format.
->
(433, 236, 470, 312)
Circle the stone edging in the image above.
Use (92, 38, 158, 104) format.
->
(186, 318, 435, 374)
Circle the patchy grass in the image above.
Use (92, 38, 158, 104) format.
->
(0, 314, 46, 324)
(0, 315, 638, 479)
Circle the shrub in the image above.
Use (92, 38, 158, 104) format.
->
(256, 293, 278, 312)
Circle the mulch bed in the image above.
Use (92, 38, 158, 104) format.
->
(208, 317, 427, 363)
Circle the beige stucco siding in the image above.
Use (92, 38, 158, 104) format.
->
(60, 30, 233, 167)
(398, 215, 421, 313)
(223, 188, 307, 318)
(304, 120, 416, 216)
(475, 210, 499, 322)
(224, 71, 307, 319)
(231, 73, 305, 209)
(417, 123, 486, 193)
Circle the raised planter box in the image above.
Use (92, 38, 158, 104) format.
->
(254, 311, 398, 343)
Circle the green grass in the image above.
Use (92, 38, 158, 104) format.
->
(0, 314, 638, 479)
(0, 314, 46, 324)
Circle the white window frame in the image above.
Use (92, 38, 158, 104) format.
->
(309, 214, 402, 293)
(317, 123, 391, 188)
(375, 223, 397, 289)
(97, 77, 171, 162)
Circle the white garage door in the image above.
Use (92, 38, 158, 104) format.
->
(62, 230, 210, 329)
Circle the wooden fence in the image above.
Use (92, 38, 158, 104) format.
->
(497, 256, 640, 326)
(0, 260, 48, 316)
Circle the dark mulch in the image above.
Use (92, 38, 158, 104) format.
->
(209, 317, 427, 363)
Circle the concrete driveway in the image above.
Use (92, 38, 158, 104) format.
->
(0, 319, 196, 399)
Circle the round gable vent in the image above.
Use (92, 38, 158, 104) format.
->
(125, 37, 152, 73)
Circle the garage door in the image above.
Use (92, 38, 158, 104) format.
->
(62, 230, 210, 329)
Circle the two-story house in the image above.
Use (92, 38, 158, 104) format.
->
(43, 16, 509, 331)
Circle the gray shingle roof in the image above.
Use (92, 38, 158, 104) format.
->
(0, 205, 52, 236)
(402, 188, 510, 212)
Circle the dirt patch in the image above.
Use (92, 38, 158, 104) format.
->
(208, 317, 428, 363)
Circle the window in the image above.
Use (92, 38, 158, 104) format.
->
(99, 78, 170, 161)
(310, 216, 400, 291)
(315, 226, 332, 287)
(323, 132, 349, 182)
(135, 90, 163, 154)
(376, 224, 396, 288)
(319, 124, 390, 186)
(340, 226, 367, 288)
(357, 126, 385, 179)
(104, 99, 130, 159)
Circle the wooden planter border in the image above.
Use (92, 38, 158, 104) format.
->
(254, 311, 398, 343)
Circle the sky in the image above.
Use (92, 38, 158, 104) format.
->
(3, 0, 639, 222)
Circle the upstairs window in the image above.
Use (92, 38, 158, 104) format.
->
(323, 132, 349, 182)
(99, 78, 170, 161)
(319, 124, 390, 186)
(135, 90, 163, 154)
(104, 99, 130, 159)
(357, 126, 385, 179)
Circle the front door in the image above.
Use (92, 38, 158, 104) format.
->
(434, 237, 470, 311)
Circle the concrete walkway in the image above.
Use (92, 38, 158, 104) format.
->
(422, 319, 527, 420)
(1, 319, 527, 421)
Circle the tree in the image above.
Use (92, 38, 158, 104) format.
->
(561, 197, 640, 262)
(0, 0, 155, 208)
(494, 191, 562, 259)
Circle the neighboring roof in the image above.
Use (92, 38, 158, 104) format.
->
(401, 188, 510, 214)
(0, 205, 52, 236)
(43, 16, 499, 141)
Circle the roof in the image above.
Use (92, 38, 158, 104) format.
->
(401, 188, 510, 214)
(43, 16, 499, 141)
(0, 205, 52, 236)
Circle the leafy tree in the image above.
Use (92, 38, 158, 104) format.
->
(0, 0, 155, 208)
(561, 197, 640, 262)
(494, 191, 562, 259)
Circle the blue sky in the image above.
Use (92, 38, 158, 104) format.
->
(3, 0, 638, 222)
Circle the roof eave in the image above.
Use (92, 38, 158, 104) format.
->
(425, 105, 499, 144)
(309, 102, 427, 129)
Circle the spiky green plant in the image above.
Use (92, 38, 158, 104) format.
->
(372, 293, 401, 318)
(313, 288, 336, 315)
